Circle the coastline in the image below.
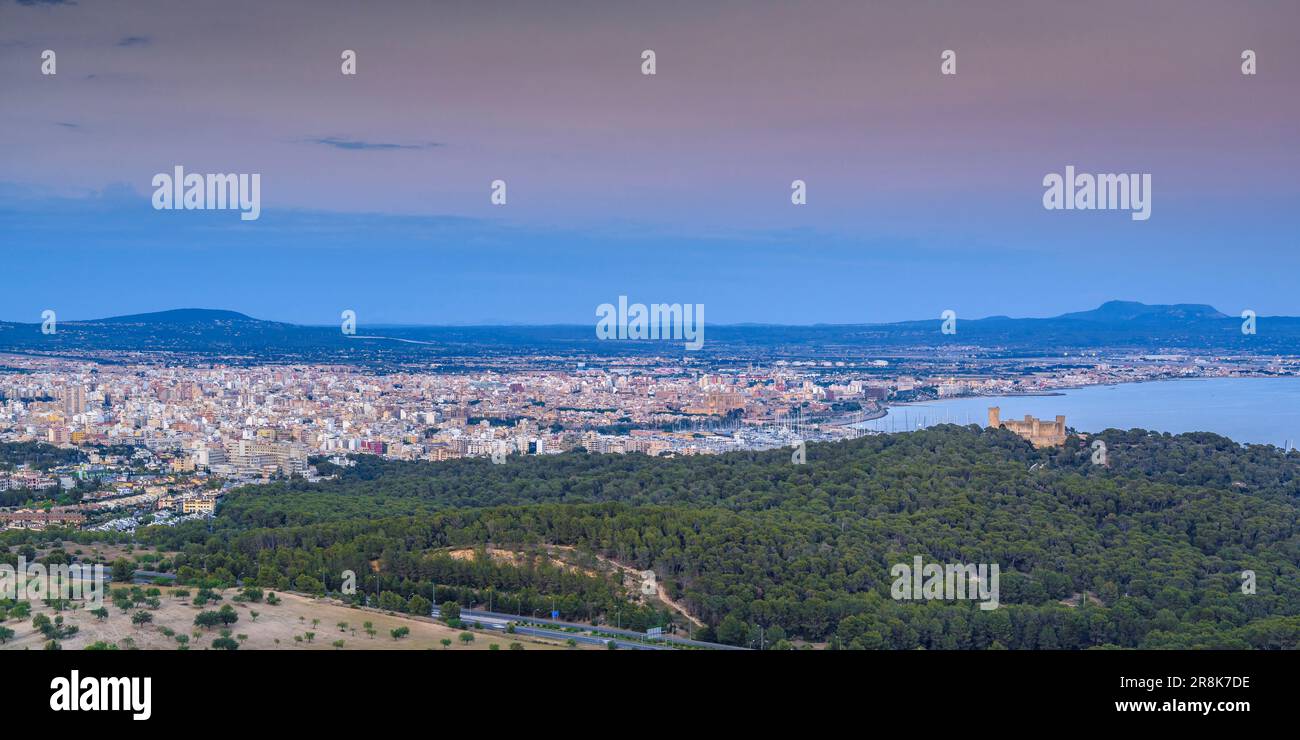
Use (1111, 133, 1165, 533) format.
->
(854, 376, 1300, 448)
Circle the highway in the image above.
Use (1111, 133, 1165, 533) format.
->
(100, 570, 177, 585)
(439, 607, 747, 650)
(433, 606, 671, 650)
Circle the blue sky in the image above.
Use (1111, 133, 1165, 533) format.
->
(2, 0, 1298, 324)
(3, 182, 1296, 325)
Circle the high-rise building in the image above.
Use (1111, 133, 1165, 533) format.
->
(61, 385, 86, 416)
(230, 439, 308, 476)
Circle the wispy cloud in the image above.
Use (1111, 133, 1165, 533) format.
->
(307, 137, 442, 152)
(116, 35, 150, 47)
(55, 121, 80, 129)
(16, 0, 78, 6)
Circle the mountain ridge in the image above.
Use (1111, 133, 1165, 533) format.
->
(1055, 300, 1229, 322)
(91, 308, 259, 324)
(9, 300, 1260, 327)
(1, 301, 1295, 363)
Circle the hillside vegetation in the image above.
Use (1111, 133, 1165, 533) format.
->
(133, 426, 1300, 649)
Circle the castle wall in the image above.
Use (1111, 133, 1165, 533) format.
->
(987, 407, 1066, 447)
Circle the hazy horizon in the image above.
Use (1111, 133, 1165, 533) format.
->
(0, 298, 1263, 327)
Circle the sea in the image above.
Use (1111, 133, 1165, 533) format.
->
(853, 377, 1300, 448)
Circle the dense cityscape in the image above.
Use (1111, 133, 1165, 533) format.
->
(2, 339, 1295, 533)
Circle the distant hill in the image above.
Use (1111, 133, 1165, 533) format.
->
(0, 301, 1297, 364)
(1055, 300, 1229, 322)
(94, 308, 262, 324)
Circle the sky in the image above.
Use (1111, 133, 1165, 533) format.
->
(1, 0, 1298, 325)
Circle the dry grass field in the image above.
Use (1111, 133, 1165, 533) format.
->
(1, 586, 592, 651)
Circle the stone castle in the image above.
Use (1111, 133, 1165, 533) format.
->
(987, 407, 1066, 447)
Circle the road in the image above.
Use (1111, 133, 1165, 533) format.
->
(433, 607, 672, 650)
(99, 570, 177, 585)
(439, 607, 746, 650)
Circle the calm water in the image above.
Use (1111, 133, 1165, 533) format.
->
(855, 378, 1300, 447)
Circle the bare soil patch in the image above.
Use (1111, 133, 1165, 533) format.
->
(2, 587, 590, 651)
